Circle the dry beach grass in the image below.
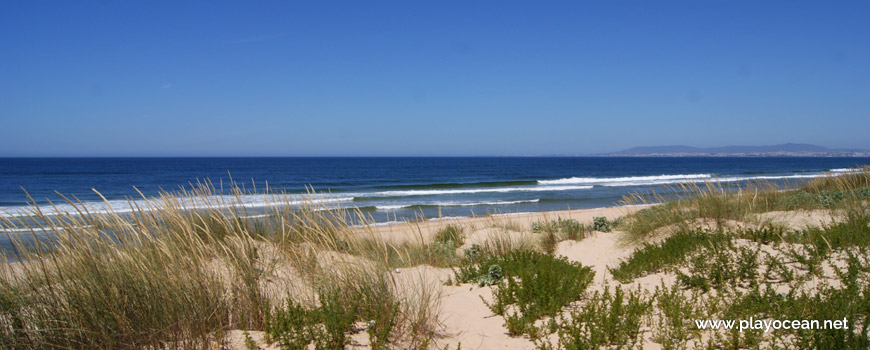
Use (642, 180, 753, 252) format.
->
(1, 169, 869, 349)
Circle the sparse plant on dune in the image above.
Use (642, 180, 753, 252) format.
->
(455, 250, 594, 338)
(592, 216, 611, 232)
(618, 168, 870, 242)
(0, 181, 442, 349)
(539, 285, 652, 350)
(2, 169, 869, 349)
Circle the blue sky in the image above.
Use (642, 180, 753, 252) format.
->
(1, 1, 868, 156)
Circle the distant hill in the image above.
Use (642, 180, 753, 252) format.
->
(608, 143, 869, 157)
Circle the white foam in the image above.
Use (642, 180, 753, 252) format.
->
(714, 174, 819, 182)
(368, 185, 592, 197)
(1, 226, 50, 233)
(0, 194, 354, 218)
(374, 205, 406, 210)
(447, 199, 540, 206)
(539, 172, 849, 188)
(538, 174, 712, 185)
(375, 199, 540, 211)
(621, 203, 659, 208)
(0, 223, 100, 233)
(493, 212, 536, 217)
(427, 216, 470, 222)
(352, 220, 408, 228)
(239, 214, 273, 219)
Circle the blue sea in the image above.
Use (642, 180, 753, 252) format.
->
(1, 157, 868, 227)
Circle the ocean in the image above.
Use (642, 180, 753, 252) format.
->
(1, 157, 868, 226)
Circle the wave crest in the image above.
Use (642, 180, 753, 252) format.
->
(375, 199, 540, 211)
(538, 174, 713, 186)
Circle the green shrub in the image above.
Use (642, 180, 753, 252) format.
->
(677, 240, 761, 291)
(264, 298, 314, 350)
(609, 230, 728, 283)
(558, 219, 586, 240)
(532, 218, 587, 253)
(737, 225, 786, 245)
(265, 290, 357, 350)
(456, 250, 594, 337)
(777, 214, 870, 276)
(540, 230, 559, 254)
(466, 264, 505, 287)
(435, 224, 466, 248)
(265, 271, 406, 350)
(651, 282, 704, 350)
(463, 243, 482, 261)
(541, 285, 652, 349)
(778, 254, 870, 349)
(487, 251, 594, 337)
(592, 216, 611, 232)
(429, 240, 459, 261)
(532, 218, 587, 240)
(762, 252, 796, 283)
(532, 220, 558, 233)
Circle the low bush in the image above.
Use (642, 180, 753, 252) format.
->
(609, 230, 728, 283)
(651, 282, 705, 350)
(265, 274, 404, 350)
(264, 290, 357, 350)
(592, 216, 611, 232)
(559, 219, 586, 240)
(532, 218, 587, 241)
(677, 242, 761, 291)
(531, 218, 587, 254)
(434, 224, 466, 248)
(455, 250, 594, 337)
(540, 285, 652, 349)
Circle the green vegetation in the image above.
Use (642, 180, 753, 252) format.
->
(265, 280, 400, 350)
(572, 169, 870, 349)
(676, 242, 761, 291)
(650, 282, 705, 350)
(434, 224, 465, 248)
(0, 189, 267, 348)
(455, 250, 595, 338)
(540, 285, 651, 350)
(2, 169, 869, 349)
(609, 230, 729, 283)
(592, 216, 611, 232)
(531, 218, 588, 253)
(532, 218, 587, 240)
(618, 168, 870, 242)
(0, 182, 440, 349)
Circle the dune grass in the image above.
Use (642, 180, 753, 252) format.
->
(531, 217, 589, 254)
(618, 167, 870, 242)
(2, 169, 869, 349)
(0, 181, 441, 349)
(595, 170, 870, 349)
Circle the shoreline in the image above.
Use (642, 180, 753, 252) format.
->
(355, 204, 652, 244)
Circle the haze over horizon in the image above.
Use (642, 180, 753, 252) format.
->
(0, 143, 867, 158)
(2, 2, 869, 157)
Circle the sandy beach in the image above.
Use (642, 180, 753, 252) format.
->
(220, 205, 640, 350)
(4, 173, 867, 349)
(219, 202, 845, 350)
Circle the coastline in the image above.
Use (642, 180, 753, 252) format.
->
(355, 204, 648, 244)
(4, 171, 869, 349)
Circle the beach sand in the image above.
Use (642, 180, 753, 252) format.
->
(224, 205, 649, 349)
(222, 205, 842, 350)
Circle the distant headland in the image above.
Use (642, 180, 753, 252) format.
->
(598, 143, 870, 157)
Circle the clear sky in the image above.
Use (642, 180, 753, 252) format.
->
(1, 1, 868, 156)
